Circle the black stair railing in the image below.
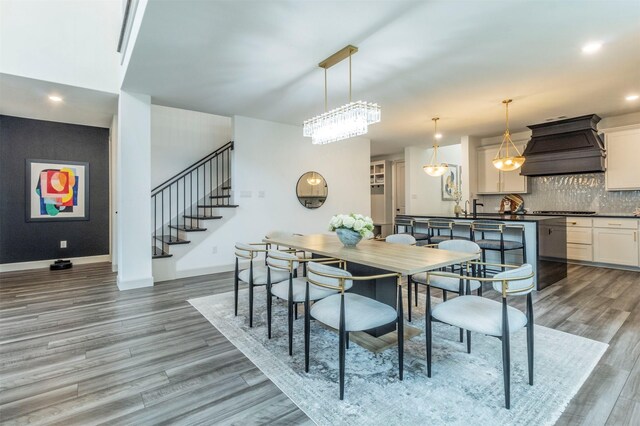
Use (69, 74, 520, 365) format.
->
(151, 141, 234, 250)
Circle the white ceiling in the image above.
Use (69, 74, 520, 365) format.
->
(0, 73, 117, 128)
(122, 0, 640, 155)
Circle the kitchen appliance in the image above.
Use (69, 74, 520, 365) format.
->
(520, 115, 606, 176)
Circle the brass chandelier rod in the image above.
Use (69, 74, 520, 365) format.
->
(319, 45, 358, 111)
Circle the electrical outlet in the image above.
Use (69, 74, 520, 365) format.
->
(258, 190, 265, 198)
(60, 240, 67, 248)
(212, 246, 218, 254)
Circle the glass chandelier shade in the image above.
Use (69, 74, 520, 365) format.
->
(493, 99, 526, 171)
(303, 45, 381, 145)
(423, 117, 449, 177)
(306, 171, 322, 185)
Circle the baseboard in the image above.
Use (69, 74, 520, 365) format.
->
(0, 254, 112, 273)
(117, 275, 154, 290)
(565, 259, 640, 272)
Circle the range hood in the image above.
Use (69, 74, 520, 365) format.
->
(520, 114, 605, 176)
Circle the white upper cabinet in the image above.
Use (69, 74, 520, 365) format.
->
(605, 127, 640, 191)
(476, 144, 528, 194)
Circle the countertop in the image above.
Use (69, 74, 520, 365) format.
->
(397, 213, 563, 223)
(398, 212, 640, 222)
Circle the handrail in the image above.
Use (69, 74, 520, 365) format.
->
(151, 141, 233, 195)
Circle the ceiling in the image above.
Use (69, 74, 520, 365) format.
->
(0, 73, 117, 128)
(123, 0, 640, 155)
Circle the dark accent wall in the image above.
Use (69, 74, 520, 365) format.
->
(0, 115, 110, 264)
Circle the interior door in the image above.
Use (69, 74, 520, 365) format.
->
(395, 161, 405, 216)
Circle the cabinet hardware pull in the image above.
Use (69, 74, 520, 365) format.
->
(569, 222, 577, 225)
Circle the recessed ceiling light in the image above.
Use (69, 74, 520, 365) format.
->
(626, 94, 639, 101)
(48, 95, 63, 102)
(582, 42, 602, 54)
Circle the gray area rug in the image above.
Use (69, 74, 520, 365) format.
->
(189, 287, 607, 426)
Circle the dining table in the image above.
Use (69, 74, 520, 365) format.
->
(263, 233, 479, 339)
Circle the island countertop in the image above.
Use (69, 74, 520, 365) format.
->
(396, 213, 564, 223)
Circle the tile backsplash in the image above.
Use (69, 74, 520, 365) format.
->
(480, 173, 640, 214)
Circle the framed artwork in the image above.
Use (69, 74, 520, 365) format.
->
(441, 164, 459, 201)
(26, 159, 89, 222)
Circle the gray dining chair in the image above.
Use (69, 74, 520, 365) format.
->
(425, 263, 535, 409)
(266, 250, 337, 355)
(304, 261, 404, 400)
(234, 242, 289, 327)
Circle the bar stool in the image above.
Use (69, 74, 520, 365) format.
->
(471, 220, 526, 276)
(394, 217, 429, 244)
(427, 219, 470, 245)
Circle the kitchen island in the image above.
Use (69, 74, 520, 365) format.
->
(396, 213, 567, 290)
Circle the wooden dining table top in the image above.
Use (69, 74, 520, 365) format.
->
(263, 233, 479, 276)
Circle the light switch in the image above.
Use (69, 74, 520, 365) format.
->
(60, 240, 67, 248)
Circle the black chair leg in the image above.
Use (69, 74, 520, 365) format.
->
(466, 330, 471, 353)
(425, 285, 432, 378)
(346, 332, 350, 350)
(249, 283, 254, 328)
(407, 276, 412, 322)
(288, 300, 294, 356)
(459, 328, 464, 343)
(339, 326, 346, 400)
(304, 294, 310, 373)
(501, 248, 506, 271)
(267, 288, 272, 339)
(233, 260, 239, 316)
(415, 281, 419, 306)
(295, 303, 299, 320)
(442, 290, 448, 301)
(397, 282, 404, 381)
(502, 334, 511, 409)
(527, 294, 534, 386)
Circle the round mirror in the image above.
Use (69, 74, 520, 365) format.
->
(296, 171, 328, 209)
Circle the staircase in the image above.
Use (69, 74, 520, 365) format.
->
(151, 141, 236, 258)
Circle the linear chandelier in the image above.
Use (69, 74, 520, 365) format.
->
(303, 45, 381, 145)
(423, 117, 449, 177)
(493, 99, 526, 171)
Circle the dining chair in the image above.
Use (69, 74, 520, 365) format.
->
(304, 261, 404, 400)
(234, 242, 289, 327)
(427, 218, 470, 244)
(266, 250, 338, 355)
(393, 217, 429, 244)
(471, 220, 526, 276)
(408, 240, 482, 326)
(425, 262, 535, 409)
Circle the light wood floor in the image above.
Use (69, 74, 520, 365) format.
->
(0, 262, 639, 425)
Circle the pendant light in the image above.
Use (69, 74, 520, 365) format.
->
(306, 171, 322, 186)
(493, 99, 526, 171)
(423, 117, 449, 177)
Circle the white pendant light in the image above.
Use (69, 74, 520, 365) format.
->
(303, 45, 381, 145)
(493, 99, 526, 171)
(423, 117, 449, 177)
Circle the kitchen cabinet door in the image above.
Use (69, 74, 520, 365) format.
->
(500, 169, 528, 193)
(606, 128, 640, 191)
(593, 228, 639, 267)
(477, 148, 501, 194)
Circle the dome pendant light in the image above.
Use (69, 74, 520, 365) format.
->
(493, 99, 526, 171)
(423, 117, 449, 177)
(306, 171, 322, 186)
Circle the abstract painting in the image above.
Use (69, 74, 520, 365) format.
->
(441, 164, 459, 201)
(26, 160, 89, 222)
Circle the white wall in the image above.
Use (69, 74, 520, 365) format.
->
(150, 105, 232, 188)
(0, 0, 121, 93)
(404, 144, 462, 215)
(154, 116, 371, 280)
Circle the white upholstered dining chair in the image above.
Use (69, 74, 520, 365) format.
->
(304, 261, 404, 400)
(234, 242, 289, 328)
(266, 250, 337, 355)
(425, 263, 535, 409)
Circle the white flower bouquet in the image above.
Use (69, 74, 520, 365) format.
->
(328, 213, 375, 239)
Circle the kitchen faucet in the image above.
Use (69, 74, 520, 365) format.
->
(472, 199, 484, 217)
(464, 200, 471, 216)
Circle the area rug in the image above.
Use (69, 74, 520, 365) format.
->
(189, 288, 607, 426)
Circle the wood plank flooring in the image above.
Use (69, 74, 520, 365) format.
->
(0, 262, 639, 425)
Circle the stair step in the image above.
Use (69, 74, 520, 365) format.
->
(197, 204, 239, 208)
(154, 236, 190, 245)
(209, 195, 231, 199)
(169, 225, 207, 232)
(152, 246, 172, 259)
(183, 214, 223, 220)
